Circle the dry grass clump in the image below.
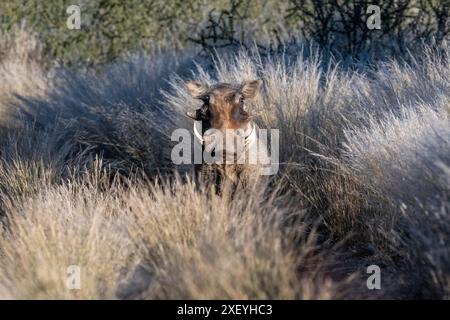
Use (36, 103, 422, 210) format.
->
(0, 176, 135, 299)
(0, 26, 50, 135)
(343, 105, 450, 298)
(122, 178, 347, 299)
(0, 173, 353, 299)
(0, 125, 72, 216)
(33, 51, 200, 176)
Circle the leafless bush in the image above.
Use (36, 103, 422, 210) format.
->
(286, 0, 450, 60)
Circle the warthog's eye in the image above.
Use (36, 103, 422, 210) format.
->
(238, 95, 248, 114)
(239, 96, 244, 106)
(200, 95, 210, 104)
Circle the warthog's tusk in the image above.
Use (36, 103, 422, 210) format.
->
(244, 123, 256, 149)
(193, 121, 204, 144)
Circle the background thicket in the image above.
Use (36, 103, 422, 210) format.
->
(1, 0, 449, 65)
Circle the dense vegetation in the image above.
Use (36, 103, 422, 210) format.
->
(1, 0, 449, 65)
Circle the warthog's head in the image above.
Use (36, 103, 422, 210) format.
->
(185, 80, 262, 156)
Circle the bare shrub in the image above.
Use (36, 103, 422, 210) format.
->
(286, 0, 450, 60)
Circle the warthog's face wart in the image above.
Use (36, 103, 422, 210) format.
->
(185, 80, 262, 153)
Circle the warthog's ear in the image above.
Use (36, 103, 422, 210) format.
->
(186, 80, 208, 98)
(240, 79, 262, 99)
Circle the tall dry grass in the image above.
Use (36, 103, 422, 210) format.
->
(0, 28, 448, 299)
(0, 170, 355, 299)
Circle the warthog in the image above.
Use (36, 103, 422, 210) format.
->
(185, 79, 271, 191)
